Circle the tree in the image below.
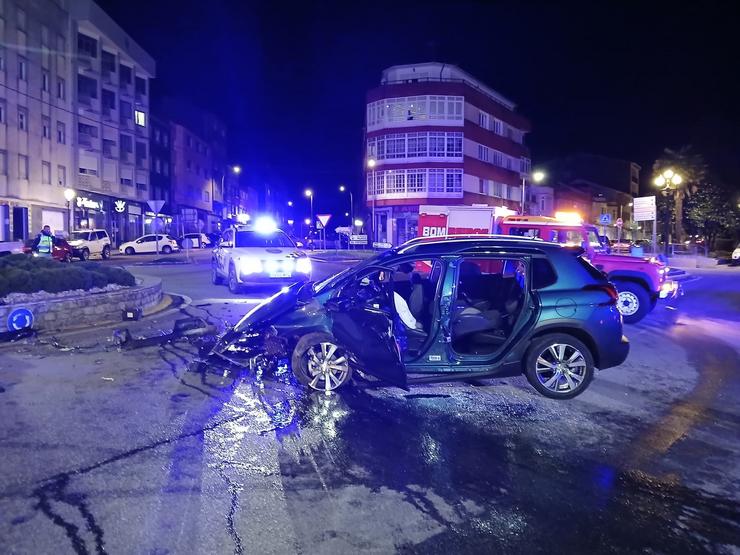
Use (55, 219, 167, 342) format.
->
(683, 181, 738, 251)
(652, 145, 707, 244)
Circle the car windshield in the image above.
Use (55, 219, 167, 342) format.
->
(70, 232, 90, 241)
(234, 231, 294, 248)
(312, 250, 396, 294)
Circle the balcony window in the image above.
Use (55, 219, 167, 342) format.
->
(78, 74, 97, 100)
(102, 50, 115, 74)
(119, 64, 132, 86)
(120, 100, 132, 124)
(135, 76, 147, 96)
(77, 33, 97, 58)
(134, 110, 146, 127)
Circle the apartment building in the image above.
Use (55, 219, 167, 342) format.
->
(0, 0, 155, 245)
(0, 0, 75, 240)
(68, 0, 155, 245)
(365, 63, 531, 245)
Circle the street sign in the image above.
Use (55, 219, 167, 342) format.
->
(349, 234, 367, 245)
(316, 214, 331, 228)
(633, 196, 656, 222)
(372, 242, 392, 249)
(7, 307, 34, 332)
(616, 217, 623, 228)
(148, 200, 165, 213)
(599, 213, 612, 225)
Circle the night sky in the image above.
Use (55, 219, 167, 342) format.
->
(98, 0, 740, 214)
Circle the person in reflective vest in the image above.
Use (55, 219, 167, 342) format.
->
(32, 225, 56, 257)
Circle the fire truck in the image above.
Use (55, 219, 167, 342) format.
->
(417, 207, 678, 323)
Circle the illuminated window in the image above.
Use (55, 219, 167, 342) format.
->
(134, 110, 146, 127)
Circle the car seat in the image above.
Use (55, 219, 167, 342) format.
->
(408, 273, 425, 319)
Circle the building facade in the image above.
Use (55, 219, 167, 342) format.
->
(544, 154, 641, 239)
(0, 0, 156, 245)
(68, 0, 155, 246)
(365, 63, 531, 245)
(0, 0, 75, 241)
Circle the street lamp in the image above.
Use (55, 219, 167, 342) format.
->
(219, 164, 242, 227)
(304, 188, 313, 228)
(532, 170, 546, 183)
(367, 158, 377, 242)
(653, 168, 683, 256)
(339, 184, 354, 236)
(287, 200, 293, 207)
(63, 188, 76, 234)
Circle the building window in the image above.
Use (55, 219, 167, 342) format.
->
(102, 89, 115, 111)
(77, 33, 97, 58)
(407, 170, 425, 193)
(18, 154, 28, 179)
(16, 7, 26, 29)
(493, 182, 503, 198)
(135, 76, 147, 96)
(119, 100, 132, 123)
(0, 48, 5, 72)
(154, 157, 161, 173)
(154, 128, 161, 143)
(101, 50, 115, 74)
(478, 111, 489, 129)
(385, 134, 405, 158)
(78, 74, 97, 100)
(18, 108, 27, 131)
(18, 57, 27, 80)
(42, 116, 51, 139)
(0, 100, 5, 124)
(0, 150, 7, 175)
(57, 77, 65, 100)
(162, 132, 168, 147)
(477, 144, 490, 163)
(134, 110, 146, 127)
(42, 161, 51, 184)
(492, 119, 504, 135)
(492, 149, 504, 167)
(120, 134, 133, 158)
(42, 71, 49, 92)
(57, 122, 65, 144)
(135, 142, 146, 165)
(406, 132, 427, 157)
(203, 191, 210, 202)
(445, 170, 462, 193)
(429, 132, 446, 157)
(163, 162, 169, 176)
(56, 164, 66, 186)
(119, 64, 132, 85)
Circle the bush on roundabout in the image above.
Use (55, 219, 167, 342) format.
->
(0, 254, 135, 299)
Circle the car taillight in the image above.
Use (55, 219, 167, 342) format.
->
(583, 283, 618, 305)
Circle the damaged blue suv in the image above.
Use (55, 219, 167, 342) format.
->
(213, 236, 629, 399)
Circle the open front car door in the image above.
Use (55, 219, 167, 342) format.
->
(327, 270, 407, 388)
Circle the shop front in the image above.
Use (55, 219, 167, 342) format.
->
(73, 192, 146, 247)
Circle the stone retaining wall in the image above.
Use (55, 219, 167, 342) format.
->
(0, 276, 162, 331)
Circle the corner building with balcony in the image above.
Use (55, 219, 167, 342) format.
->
(365, 63, 531, 245)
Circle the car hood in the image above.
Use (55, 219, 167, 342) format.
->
(593, 252, 663, 267)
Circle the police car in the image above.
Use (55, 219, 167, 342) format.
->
(211, 218, 312, 292)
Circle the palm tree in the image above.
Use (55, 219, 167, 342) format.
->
(652, 146, 707, 244)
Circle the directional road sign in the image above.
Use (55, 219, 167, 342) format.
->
(7, 307, 34, 331)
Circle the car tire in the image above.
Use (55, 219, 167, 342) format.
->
(228, 265, 241, 294)
(524, 333, 595, 399)
(125, 247, 135, 256)
(102, 245, 111, 260)
(161, 245, 173, 255)
(614, 281, 650, 324)
(80, 248, 90, 261)
(63, 253, 73, 263)
(211, 261, 223, 285)
(291, 332, 353, 392)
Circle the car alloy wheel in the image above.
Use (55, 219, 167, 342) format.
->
(81, 248, 90, 261)
(535, 343, 588, 394)
(162, 245, 172, 254)
(305, 342, 350, 392)
(102, 246, 111, 260)
(291, 333, 353, 392)
(125, 247, 135, 255)
(617, 290, 640, 317)
(211, 263, 223, 285)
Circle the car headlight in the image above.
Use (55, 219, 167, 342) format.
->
(239, 257, 263, 275)
(296, 257, 311, 274)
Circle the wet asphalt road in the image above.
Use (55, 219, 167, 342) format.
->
(1, 263, 739, 554)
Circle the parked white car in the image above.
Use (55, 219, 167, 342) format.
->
(68, 229, 112, 260)
(0, 240, 25, 257)
(212, 223, 311, 292)
(119, 234, 180, 255)
(732, 243, 740, 265)
(180, 233, 212, 249)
